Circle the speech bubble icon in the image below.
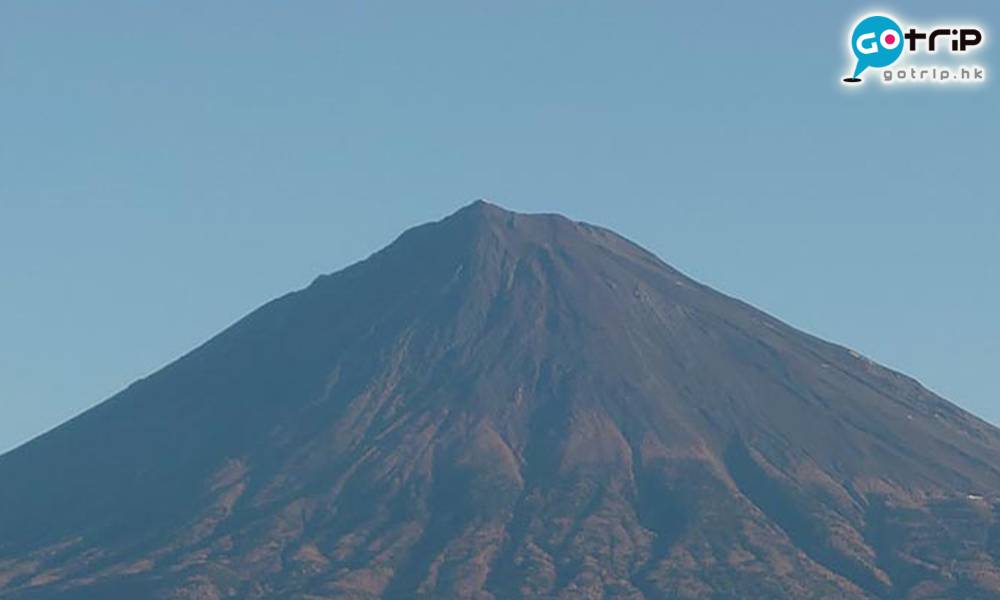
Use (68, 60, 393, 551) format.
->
(851, 15, 904, 79)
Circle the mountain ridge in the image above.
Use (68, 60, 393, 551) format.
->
(3, 201, 1000, 600)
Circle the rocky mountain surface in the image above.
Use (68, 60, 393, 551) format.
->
(2, 201, 1000, 600)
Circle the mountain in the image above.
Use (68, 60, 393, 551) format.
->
(2, 201, 1000, 600)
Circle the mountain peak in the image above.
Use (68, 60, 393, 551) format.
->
(444, 199, 578, 230)
(375, 200, 591, 281)
(461, 197, 505, 213)
(446, 198, 513, 224)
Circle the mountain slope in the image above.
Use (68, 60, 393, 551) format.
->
(2, 201, 1000, 600)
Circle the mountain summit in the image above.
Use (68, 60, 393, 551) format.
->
(3, 202, 1000, 600)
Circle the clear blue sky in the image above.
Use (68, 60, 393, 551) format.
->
(1, 1, 997, 454)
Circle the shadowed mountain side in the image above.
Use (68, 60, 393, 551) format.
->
(3, 201, 1000, 600)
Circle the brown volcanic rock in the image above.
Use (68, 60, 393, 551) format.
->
(2, 201, 1000, 600)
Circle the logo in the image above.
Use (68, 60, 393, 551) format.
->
(842, 13, 986, 86)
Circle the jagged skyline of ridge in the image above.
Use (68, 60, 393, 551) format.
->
(3, 1, 998, 455)
(3, 201, 999, 600)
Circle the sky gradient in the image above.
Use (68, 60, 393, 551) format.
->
(1, 1, 998, 454)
